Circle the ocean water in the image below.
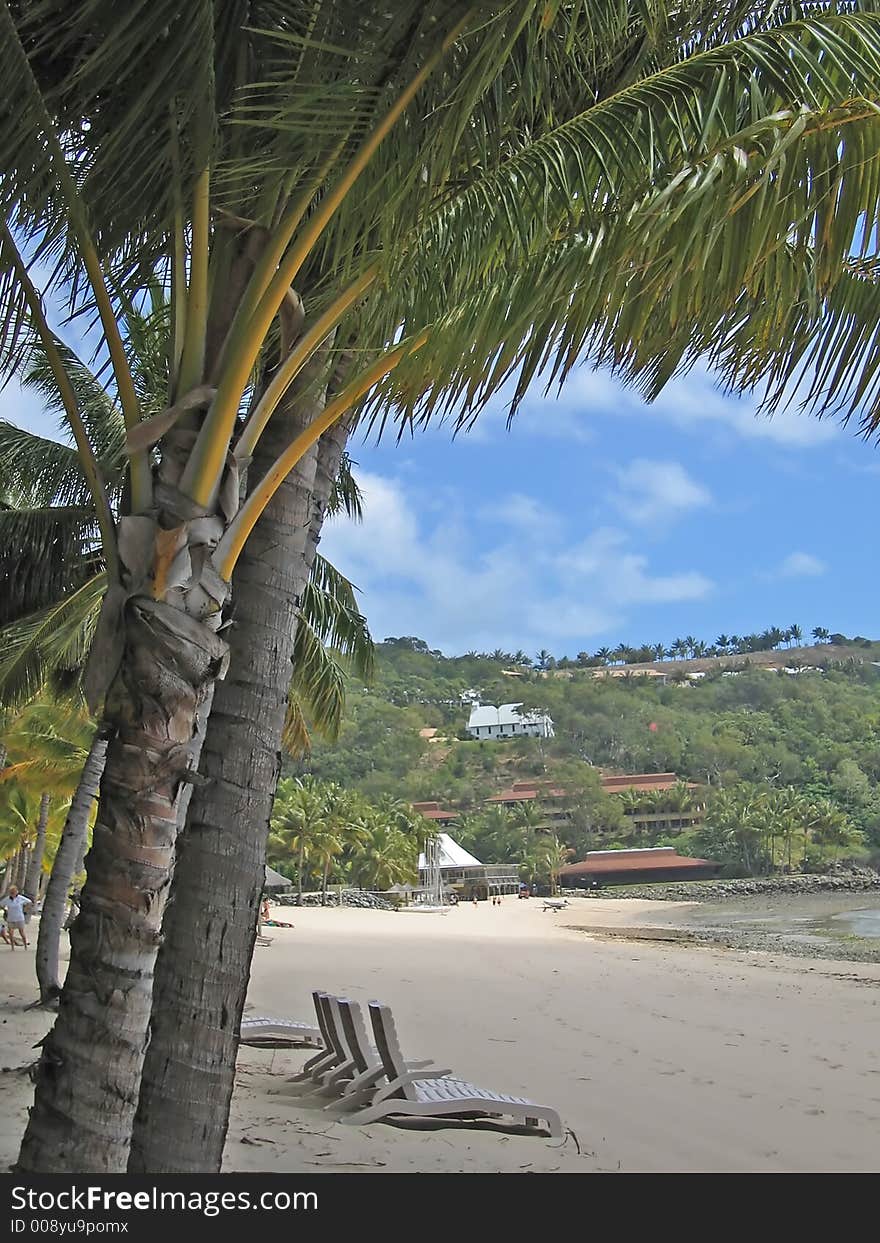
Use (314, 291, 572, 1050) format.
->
(660, 892, 880, 944)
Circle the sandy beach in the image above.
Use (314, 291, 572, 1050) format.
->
(2, 896, 879, 1173)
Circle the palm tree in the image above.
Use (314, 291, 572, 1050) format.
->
(7, 0, 877, 1176)
(0, 325, 373, 1020)
(535, 649, 553, 672)
(270, 779, 329, 902)
(652, 643, 666, 663)
(347, 815, 419, 892)
(789, 623, 803, 648)
(594, 647, 612, 666)
(716, 635, 730, 653)
(540, 837, 572, 896)
(812, 627, 830, 644)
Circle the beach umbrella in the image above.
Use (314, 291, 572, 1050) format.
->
(263, 866, 291, 892)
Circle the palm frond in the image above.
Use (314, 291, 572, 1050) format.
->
(303, 555, 374, 680)
(0, 504, 100, 626)
(0, 574, 106, 709)
(364, 8, 880, 431)
(20, 336, 127, 476)
(326, 451, 363, 520)
(287, 618, 348, 748)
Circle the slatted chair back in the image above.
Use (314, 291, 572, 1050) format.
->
(316, 991, 347, 1062)
(336, 998, 372, 1074)
(368, 1001, 416, 1101)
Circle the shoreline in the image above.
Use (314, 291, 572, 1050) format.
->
(3, 897, 880, 1173)
(562, 886, 880, 963)
(565, 920, 880, 964)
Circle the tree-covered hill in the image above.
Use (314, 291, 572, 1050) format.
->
(294, 635, 880, 870)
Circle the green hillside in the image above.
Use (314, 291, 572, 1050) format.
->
(290, 635, 880, 876)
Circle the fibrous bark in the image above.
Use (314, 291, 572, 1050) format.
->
(129, 357, 348, 1173)
(35, 734, 108, 1006)
(17, 593, 227, 1174)
(23, 792, 50, 900)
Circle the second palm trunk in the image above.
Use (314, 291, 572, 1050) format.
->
(129, 368, 350, 1172)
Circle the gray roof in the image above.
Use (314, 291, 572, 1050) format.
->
(467, 702, 551, 729)
(264, 865, 291, 891)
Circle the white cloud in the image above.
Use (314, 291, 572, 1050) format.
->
(612, 459, 711, 526)
(506, 363, 839, 448)
(778, 551, 827, 578)
(321, 473, 713, 653)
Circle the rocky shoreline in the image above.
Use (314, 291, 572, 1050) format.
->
(560, 866, 880, 904)
(567, 921, 880, 964)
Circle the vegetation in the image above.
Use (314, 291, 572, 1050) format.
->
(3, 0, 880, 1176)
(405, 625, 866, 670)
(300, 639, 880, 871)
(268, 777, 420, 896)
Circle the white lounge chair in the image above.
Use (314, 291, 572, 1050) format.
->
(341, 1002, 563, 1137)
(330, 996, 439, 1107)
(287, 991, 344, 1083)
(239, 1015, 321, 1048)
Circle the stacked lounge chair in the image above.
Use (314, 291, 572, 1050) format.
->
(246, 989, 562, 1137)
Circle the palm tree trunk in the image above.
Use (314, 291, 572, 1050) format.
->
(297, 841, 305, 903)
(129, 363, 348, 1173)
(7, 845, 28, 894)
(35, 735, 108, 1006)
(23, 793, 51, 900)
(321, 859, 329, 906)
(17, 594, 227, 1174)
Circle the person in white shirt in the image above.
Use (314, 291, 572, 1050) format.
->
(0, 887, 33, 949)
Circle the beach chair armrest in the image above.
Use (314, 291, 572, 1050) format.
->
(344, 1065, 386, 1095)
(406, 1059, 434, 1069)
(371, 1069, 453, 1104)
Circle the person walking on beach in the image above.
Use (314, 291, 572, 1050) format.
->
(0, 887, 32, 949)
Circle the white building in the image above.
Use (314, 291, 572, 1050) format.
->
(466, 702, 554, 741)
(418, 832, 519, 897)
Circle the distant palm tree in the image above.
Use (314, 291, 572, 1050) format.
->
(692, 640, 708, 658)
(684, 636, 698, 658)
(613, 643, 631, 665)
(652, 643, 666, 662)
(594, 647, 612, 666)
(812, 626, 830, 644)
(789, 623, 803, 648)
(715, 634, 730, 652)
(535, 649, 553, 672)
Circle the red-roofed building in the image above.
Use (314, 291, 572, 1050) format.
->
(600, 772, 700, 795)
(411, 801, 458, 824)
(558, 847, 719, 887)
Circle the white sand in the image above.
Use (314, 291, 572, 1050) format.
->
(2, 897, 879, 1173)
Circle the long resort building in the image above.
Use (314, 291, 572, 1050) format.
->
(557, 846, 719, 888)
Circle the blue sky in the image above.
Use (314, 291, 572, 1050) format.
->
(3, 325, 878, 658)
(320, 364, 879, 656)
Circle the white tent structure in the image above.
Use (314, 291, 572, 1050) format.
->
(417, 833, 482, 872)
(416, 832, 519, 901)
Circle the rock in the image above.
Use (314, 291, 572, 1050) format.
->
(275, 889, 395, 911)
(560, 866, 880, 903)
